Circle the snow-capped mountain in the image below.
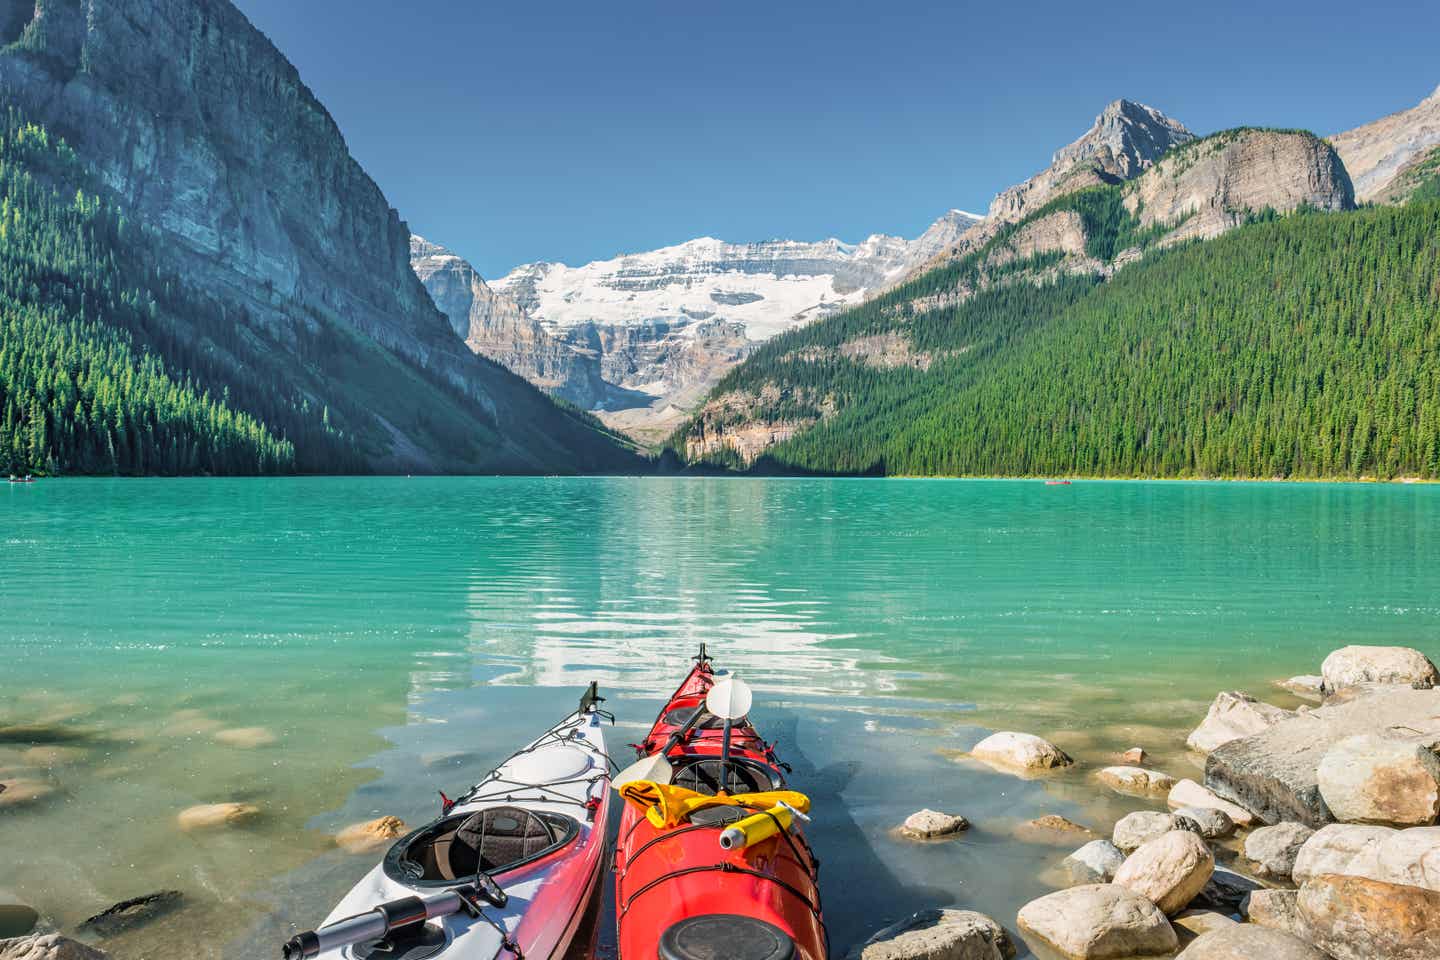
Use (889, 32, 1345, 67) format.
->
(413, 210, 982, 441)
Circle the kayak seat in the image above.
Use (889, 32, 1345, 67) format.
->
(662, 706, 725, 730)
(671, 758, 781, 797)
(452, 806, 557, 875)
(384, 807, 579, 886)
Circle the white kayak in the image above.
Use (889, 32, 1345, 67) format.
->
(285, 685, 613, 960)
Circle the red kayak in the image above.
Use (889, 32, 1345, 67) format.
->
(614, 647, 826, 960)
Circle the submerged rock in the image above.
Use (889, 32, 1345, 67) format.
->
(77, 891, 182, 937)
(176, 802, 260, 831)
(1244, 822, 1314, 880)
(1014, 815, 1095, 846)
(1095, 767, 1176, 795)
(1112, 830, 1215, 916)
(1175, 925, 1327, 959)
(1316, 733, 1440, 826)
(0, 907, 37, 939)
(213, 727, 277, 749)
(844, 908, 1016, 960)
(1276, 676, 1324, 699)
(1167, 779, 1256, 826)
(900, 809, 970, 840)
(0, 935, 109, 959)
(1120, 748, 1147, 765)
(1320, 644, 1439, 693)
(970, 733, 1072, 773)
(1112, 811, 1175, 853)
(0, 780, 54, 809)
(1296, 874, 1440, 960)
(1062, 840, 1126, 884)
(1016, 884, 1177, 959)
(336, 816, 408, 853)
(1186, 692, 1293, 754)
(0, 724, 89, 745)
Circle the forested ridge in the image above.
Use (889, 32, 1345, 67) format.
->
(678, 200, 1440, 480)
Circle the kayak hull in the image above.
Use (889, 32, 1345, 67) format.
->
(615, 661, 826, 960)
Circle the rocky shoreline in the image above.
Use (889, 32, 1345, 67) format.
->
(855, 643, 1440, 960)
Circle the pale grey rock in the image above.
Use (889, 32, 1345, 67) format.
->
(1243, 889, 1303, 938)
(1203, 687, 1440, 827)
(844, 908, 1015, 960)
(1277, 676, 1324, 699)
(1174, 925, 1327, 959)
(1015, 884, 1178, 959)
(969, 732, 1072, 772)
(1172, 806, 1234, 839)
(1126, 131, 1353, 245)
(1062, 840, 1126, 884)
(1320, 644, 1439, 692)
(1113, 830, 1215, 916)
(1331, 84, 1440, 203)
(1186, 692, 1295, 754)
(1167, 779, 1257, 826)
(1316, 733, 1440, 825)
(1295, 874, 1440, 960)
(1113, 811, 1176, 853)
(900, 809, 970, 840)
(1095, 767, 1177, 795)
(1292, 823, 1394, 885)
(0, 936, 108, 960)
(1245, 822, 1314, 880)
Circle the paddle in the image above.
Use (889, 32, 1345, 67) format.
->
(706, 677, 753, 793)
(613, 696, 715, 788)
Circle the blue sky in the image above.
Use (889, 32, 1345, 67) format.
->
(236, 1, 1438, 279)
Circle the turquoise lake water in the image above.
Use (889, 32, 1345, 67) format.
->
(2, 477, 1438, 958)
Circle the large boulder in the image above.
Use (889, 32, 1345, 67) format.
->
(1062, 840, 1126, 884)
(1315, 733, 1440, 826)
(1295, 874, 1440, 960)
(1186, 692, 1293, 754)
(1095, 767, 1176, 795)
(1112, 812, 1175, 853)
(900, 810, 970, 841)
(1112, 830, 1215, 916)
(1174, 925, 1327, 959)
(0, 936, 109, 960)
(1321, 645, 1439, 693)
(1167, 779, 1256, 826)
(1204, 687, 1440, 827)
(1245, 822, 1314, 880)
(1015, 885, 1177, 959)
(1291, 823, 1393, 884)
(970, 733, 1072, 773)
(845, 908, 1016, 960)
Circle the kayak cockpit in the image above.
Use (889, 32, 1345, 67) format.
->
(669, 755, 784, 795)
(383, 806, 580, 886)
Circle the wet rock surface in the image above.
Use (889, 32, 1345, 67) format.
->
(77, 892, 182, 937)
(1016, 884, 1178, 960)
(845, 909, 1016, 960)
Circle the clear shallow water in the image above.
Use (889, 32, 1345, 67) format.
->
(2, 477, 1438, 958)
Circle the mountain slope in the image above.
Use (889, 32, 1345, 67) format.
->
(479, 211, 983, 437)
(1331, 84, 1440, 203)
(680, 201, 1440, 480)
(0, 0, 636, 474)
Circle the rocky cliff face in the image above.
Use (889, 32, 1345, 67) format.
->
(410, 236, 618, 408)
(1331, 84, 1440, 203)
(1126, 129, 1354, 242)
(0, 0, 629, 472)
(908, 100, 1194, 279)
